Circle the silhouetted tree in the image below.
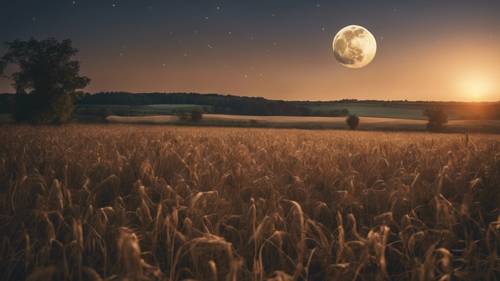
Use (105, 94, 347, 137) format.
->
(423, 108, 448, 131)
(0, 38, 90, 123)
(346, 114, 360, 130)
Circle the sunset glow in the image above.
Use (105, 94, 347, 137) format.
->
(0, 1, 499, 102)
(458, 74, 494, 101)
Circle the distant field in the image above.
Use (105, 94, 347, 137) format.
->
(307, 102, 497, 120)
(76, 102, 496, 120)
(2, 110, 500, 133)
(307, 103, 426, 119)
(81, 103, 422, 119)
(107, 114, 500, 133)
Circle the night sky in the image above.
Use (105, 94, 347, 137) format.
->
(1, 0, 499, 101)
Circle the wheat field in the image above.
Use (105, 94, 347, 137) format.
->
(0, 125, 499, 281)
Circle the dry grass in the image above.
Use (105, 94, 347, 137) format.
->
(0, 124, 499, 281)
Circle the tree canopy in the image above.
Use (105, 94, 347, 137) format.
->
(346, 114, 360, 130)
(0, 38, 90, 123)
(423, 107, 448, 131)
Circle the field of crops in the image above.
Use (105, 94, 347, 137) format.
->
(0, 125, 499, 281)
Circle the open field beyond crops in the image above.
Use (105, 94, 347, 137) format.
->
(107, 114, 500, 133)
(0, 125, 499, 281)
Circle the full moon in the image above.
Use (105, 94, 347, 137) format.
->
(333, 25, 377, 69)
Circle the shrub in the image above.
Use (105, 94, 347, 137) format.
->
(175, 111, 190, 121)
(175, 109, 203, 122)
(190, 109, 203, 122)
(423, 108, 448, 131)
(346, 114, 360, 130)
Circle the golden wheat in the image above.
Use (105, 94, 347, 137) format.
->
(0, 124, 499, 281)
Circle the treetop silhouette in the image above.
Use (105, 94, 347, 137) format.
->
(0, 38, 90, 123)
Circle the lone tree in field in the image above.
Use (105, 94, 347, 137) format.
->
(190, 109, 203, 122)
(423, 107, 448, 131)
(0, 38, 90, 123)
(346, 114, 360, 130)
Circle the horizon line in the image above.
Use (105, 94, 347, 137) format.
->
(0, 91, 499, 104)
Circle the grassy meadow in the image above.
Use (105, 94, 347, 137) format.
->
(0, 125, 499, 281)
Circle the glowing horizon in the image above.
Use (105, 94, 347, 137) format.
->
(0, 1, 499, 102)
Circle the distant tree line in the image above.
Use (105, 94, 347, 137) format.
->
(3, 90, 499, 120)
(75, 92, 343, 117)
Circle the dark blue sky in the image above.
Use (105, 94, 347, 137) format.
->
(1, 0, 499, 101)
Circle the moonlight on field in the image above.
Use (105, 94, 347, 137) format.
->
(333, 25, 377, 69)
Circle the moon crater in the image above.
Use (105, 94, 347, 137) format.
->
(333, 25, 377, 69)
